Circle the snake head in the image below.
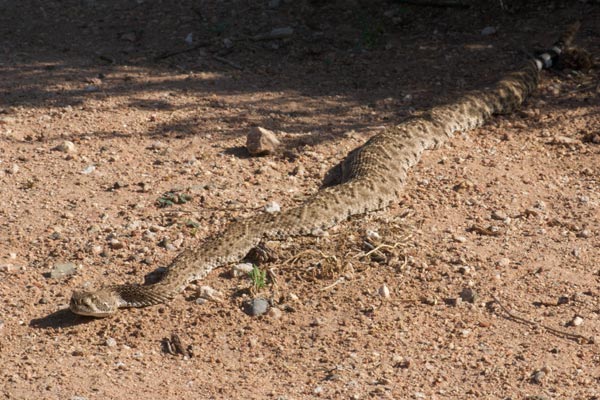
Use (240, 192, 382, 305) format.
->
(70, 289, 120, 317)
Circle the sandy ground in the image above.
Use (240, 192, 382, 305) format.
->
(1, 1, 599, 399)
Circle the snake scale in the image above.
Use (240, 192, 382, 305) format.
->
(70, 23, 581, 317)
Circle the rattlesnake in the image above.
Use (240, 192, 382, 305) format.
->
(70, 24, 581, 317)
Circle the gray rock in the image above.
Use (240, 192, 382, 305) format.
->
(460, 287, 478, 303)
(264, 201, 281, 213)
(481, 26, 497, 36)
(243, 298, 269, 316)
(49, 262, 77, 279)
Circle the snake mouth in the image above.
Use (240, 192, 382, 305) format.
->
(69, 290, 117, 318)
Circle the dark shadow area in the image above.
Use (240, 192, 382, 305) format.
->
(29, 308, 98, 329)
(0, 0, 598, 148)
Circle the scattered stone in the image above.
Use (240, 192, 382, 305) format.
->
(570, 315, 584, 327)
(378, 284, 390, 298)
(530, 367, 550, 384)
(49, 262, 76, 279)
(0, 264, 18, 273)
(197, 286, 223, 302)
(366, 230, 381, 240)
(491, 210, 508, 220)
(233, 263, 254, 277)
(452, 234, 467, 243)
(496, 258, 511, 267)
(577, 229, 592, 238)
(109, 239, 124, 250)
(81, 165, 95, 174)
(91, 245, 103, 255)
(445, 297, 462, 307)
(481, 26, 497, 36)
(0, 320, 4, 330)
(105, 337, 117, 347)
(557, 296, 569, 305)
(70, 396, 88, 400)
(288, 293, 299, 302)
(246, 127, 281, 156)
(253, 26, 294, 41)
(184, 32, 193, 45)
(547, 135, 581, 146)
(264, 201, 281, 213)
(243, 298, 269, 316)
(268, 307, 282, 319)
(6, 163, 19, 174)
(310, 227, 328, 237)
(460, 287, 478, 303)
(53, 140, 76, 153)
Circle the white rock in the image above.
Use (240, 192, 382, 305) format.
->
(184, 32, 193, 45)
(54, 140, 76, 153)
(366, 230, 381, 240)
(571, 316, 584, 326)
(233, 263, 254, 277)
(264, 201, 281, 213)
(105, 337, 117, 347)
(81, 165, 95, 174)
(197, 286, 223, 302)
(378, 284, 390, 298)
(268, 307, 282, 319)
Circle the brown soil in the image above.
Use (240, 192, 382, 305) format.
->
(1, 1, 599, 399)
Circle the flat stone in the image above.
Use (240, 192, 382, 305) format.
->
(49, 262, 77, 279)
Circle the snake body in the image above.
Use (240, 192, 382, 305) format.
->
(70, 24, 580, 317)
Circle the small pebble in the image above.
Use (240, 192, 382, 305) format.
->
(288, 293, 299, 302)
(496, 258, 511, 267)
(530, 369, 547, 384)
(481, 26, 497, 36)
(491, 210, 508, 220)
(366, 230, 381, 240)
(378, 284, 390, 298)
(452, 234, 467, 243)
(197, 286, 223, 302)
(105, 338, 117, 347)
(244, 298, 269, 316)
(577, 229, 592, 238)
(267, 307, 282, 319)
(233, 263, 254, 277)
(0, 264, 18, 273)
(53, 140, 76, 153)
(49, 262, 76, 279)
(460, 287, 477, 303)
(570, 316, 584, 326)
(264, 201, 281, 213)
(109, 239, 124, 250)
(81, 165, 95, 174)
(7, 164, 19, 174)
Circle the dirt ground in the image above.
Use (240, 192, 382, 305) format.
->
(1, 1, 599, 399)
